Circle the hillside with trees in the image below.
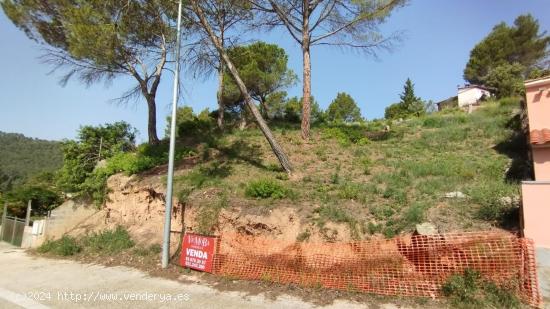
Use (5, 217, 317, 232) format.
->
(2, 1, 545, 306)
(0, 132, 63, 192)
(41, 97, 525, 241)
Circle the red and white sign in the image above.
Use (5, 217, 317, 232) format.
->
(180, 233, 216, 272)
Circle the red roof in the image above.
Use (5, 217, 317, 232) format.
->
(530, 129, 550, 145)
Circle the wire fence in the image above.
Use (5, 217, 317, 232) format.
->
(209, 231, 541, 307)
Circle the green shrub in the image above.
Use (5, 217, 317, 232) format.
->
(79, 169, 110, 206)
(422, 114, 468, 128)
(183, 162, 232, 189)
(366, 221, 383, 235)
(442, 269, 521, 308)
(401, 203, 428, 229)
(338, 181, 362, 200)
(359, 158, 372, 175)
(80, 143, 196, 206)
(322, 125, 367, 145)
(135, 142, 195, 169)
(245, 179, 289, 199)
(498, 97, 521, 107)
(82, 226, 134, 254)
(296, 230, 311, 242)
(105, 152, 154, 175)
(382, 186, 407, 204)
(357, 137, 371, 145)
(38, 235, 81, 256)
(468, 183, 517, 222)
(322, 127, 352, 146)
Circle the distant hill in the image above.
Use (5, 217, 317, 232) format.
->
(0, 132, 63, 191)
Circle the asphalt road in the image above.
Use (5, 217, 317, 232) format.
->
(0, 242, 378, 309)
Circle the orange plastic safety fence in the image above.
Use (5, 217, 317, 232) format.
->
(209, 231, 542, 308)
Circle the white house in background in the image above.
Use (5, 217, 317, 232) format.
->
(457, 85, 492, 107)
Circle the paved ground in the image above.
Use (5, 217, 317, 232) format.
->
(0, 242, 398, 309)
(537, 247, 550, 308)
(2, 241, 547, 308)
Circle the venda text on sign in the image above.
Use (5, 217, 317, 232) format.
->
(180, 233, 216, 272)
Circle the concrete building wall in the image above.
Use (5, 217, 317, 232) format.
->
(522, 77, 550, 250)
(533, 147, 550, 181)
(525, 78, 550, 131)
(457, 87, 490, 107)
(522, 182, 550, 248)
(43, 200, 98, 240)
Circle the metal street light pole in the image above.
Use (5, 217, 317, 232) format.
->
(162, 0, 184, 269)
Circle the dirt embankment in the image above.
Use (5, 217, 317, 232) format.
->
(69, 172, 354, 250)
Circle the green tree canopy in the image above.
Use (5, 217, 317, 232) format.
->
(57, 122, 137, 192)
(326, 93, 363, 123)
(464, 14, 550, 85)
(282, 96, 324, 124)
(484, 63, 526, 98)
(2, 0, 179, 144)
(165, 106, 215, 138)
(0, 132, 62, 192)
(221, 41, 297, 118)
(3, 185, 62, 217)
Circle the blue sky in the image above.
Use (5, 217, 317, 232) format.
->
(1, 0, 549, 142)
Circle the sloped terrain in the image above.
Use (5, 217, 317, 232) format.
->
(71, 99, 526, 245)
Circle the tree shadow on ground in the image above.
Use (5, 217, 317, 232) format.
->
(493, 113, 533, 183)
(492, 112, 531, 232)
(499, 206, 521, 232)
(214, 140, 267, 170)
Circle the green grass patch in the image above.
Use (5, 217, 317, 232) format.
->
(81, 226, 135, 254)
(38, 235, 81, 256)
(442, 269, 521, 309)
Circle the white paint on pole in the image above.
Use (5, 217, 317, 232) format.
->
(162, 0, 184, 269)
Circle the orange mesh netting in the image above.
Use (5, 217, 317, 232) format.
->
(209, 231, 542, 307)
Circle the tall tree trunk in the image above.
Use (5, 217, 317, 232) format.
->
(259, 96, 269, 119)
(301, 45, 312, 140)
(146, 95, 160, 145)
(301, 5, 311, 141)
(217, 63, 225, 130)
(191, 1, 293, 173)
(228, 67, 292, 173)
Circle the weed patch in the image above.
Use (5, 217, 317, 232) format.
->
(81, 226, 135, 254)
(196, 191, 229, 234)
(442, 269, 521, 308)
(38, 236, 81, 256)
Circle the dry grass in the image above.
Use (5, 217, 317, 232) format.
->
(167, 98, 525, 240)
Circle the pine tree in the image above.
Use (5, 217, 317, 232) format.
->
(385, 78, 425, 119)
(464, 14, 550, 85)
(400, 78, 419, 110)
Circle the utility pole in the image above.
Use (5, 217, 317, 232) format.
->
(162, 0, 183, 269)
